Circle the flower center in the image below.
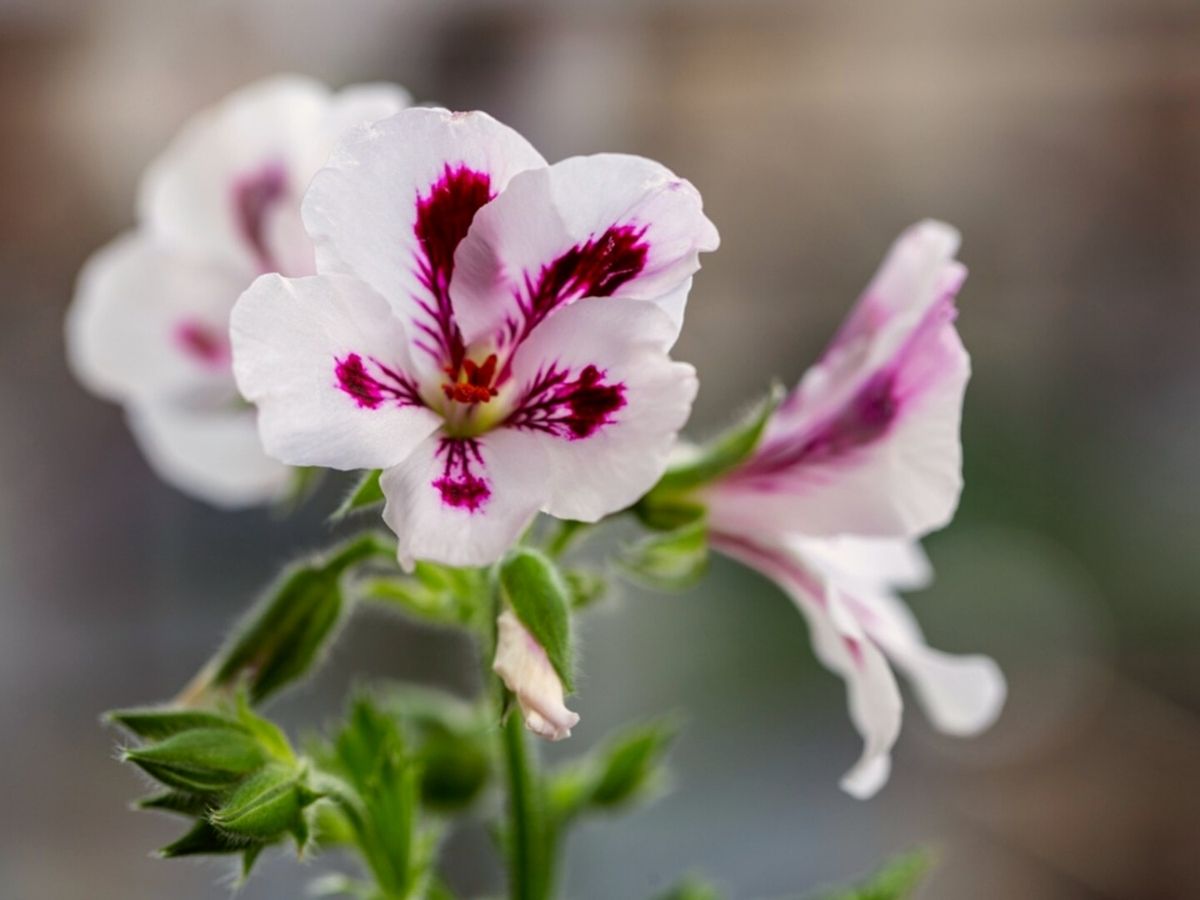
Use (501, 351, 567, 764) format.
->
(442, 353, 499, 405)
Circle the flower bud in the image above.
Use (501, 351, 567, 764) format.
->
(492, 610, 579, 742)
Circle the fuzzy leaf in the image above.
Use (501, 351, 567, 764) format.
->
(499, 548, 575, 692)
(620, 519, 709, 591)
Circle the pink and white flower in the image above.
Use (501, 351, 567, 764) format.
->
(67, 75, 410, 507)
(231, 108, 717, 567)
(492, 609, 579, 741)
(705, 221, 1005, 798)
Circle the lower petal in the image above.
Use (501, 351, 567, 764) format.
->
(714, 535, 903, 800)
(127, 402, 291, 508)
(380, 430, 550, 568)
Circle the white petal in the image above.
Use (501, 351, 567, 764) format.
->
(715, 536, 902, 799)
(230, 273, 442, 470)
(451, 154, 719, 349)
(380, 430, 550, 569)
(127, 402, 291, 508)
(138, 75, 330, 270)
(501, 297, 699, 522)
(492, 609, 579, 742)
(788, 536, 933, 594)
(302, 108, 547, 375)
(66, 232, 244, 405)
(838, 586, 1007, 737)
(709, 228, 969, 540)
(791, 539, 1006, 737)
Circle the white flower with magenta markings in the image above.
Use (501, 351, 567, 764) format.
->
(67, 75, 410, 506)
(232, 107, 718, 567)
(705, 221, 1005, 798)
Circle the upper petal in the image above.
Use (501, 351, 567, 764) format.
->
(230, 272, 441, 470)
(451, 153, 719, 350)
(66, 232, 243, 406)
(710, 224, 969, 540)
(380, 430, 550, 569)
(127, 402, 291, 508)
(139, 75, 408, 274)
(500, 297, 699, 522)
(301, 108, 548, 375)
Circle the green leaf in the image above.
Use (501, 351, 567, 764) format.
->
(159, 820, 256, 858)
(124, 728, 267, 793)
(331, 470, 385, 521)
(816, 850, 934, 900)
(235, 696, 297, 765)
(107, 707, 245, 741)
(619, 519, 709, 591)
(210, 763, 310, 841)
(551, 718, 679, 820)
(649, 382, 784, 496)
(499, 548, 575, 692)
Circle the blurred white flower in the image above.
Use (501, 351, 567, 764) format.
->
(232, 107, 717, 566)
(493, 609, 579, 741)
(708, 221, 1005, 798)
(67, 75, 410, 507)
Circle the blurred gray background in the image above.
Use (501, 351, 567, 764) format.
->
(2, 1, 1199, 898)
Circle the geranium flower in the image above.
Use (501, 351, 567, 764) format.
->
(67, 75, 409, 507)
(231, 107, 718, 567)
(705, 221, 1005, 798)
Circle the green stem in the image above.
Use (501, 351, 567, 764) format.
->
(503, 709, 546, 900)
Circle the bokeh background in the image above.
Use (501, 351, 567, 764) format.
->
(3, 1, 1199, 897)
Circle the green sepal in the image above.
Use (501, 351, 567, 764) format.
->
(331, 470, 385, 521)
(816, 850, 934, 900)
(210, 533, 393, 704)
(209, 762, 312, 841)
(651, 381, 784, 495)
(498, 547, 575, 692)
(123, 727, 267, 793)
(159, 819, 257, 858)
(619, 518, 709, 591)
(136, 790, 212, 818)
(107, 707, 245, 741)
(550, 717, 679, 820)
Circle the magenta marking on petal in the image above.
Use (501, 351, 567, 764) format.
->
(738, 372, 898, 479)
(175, 320, 229, 367)
(413, 165, 494, 372)
(433, 438, 491, 511)
(511, 224, 649, 342)
(232, 162, 289, 271)
(334, 353, 425, 410)
(506, 363, 626, 440)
